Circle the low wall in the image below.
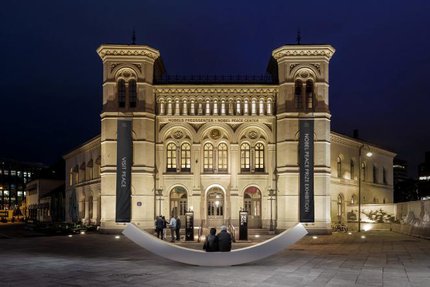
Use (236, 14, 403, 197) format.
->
(392, 200, 430, 239)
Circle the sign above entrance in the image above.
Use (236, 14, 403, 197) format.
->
(163, 118, 261, 124)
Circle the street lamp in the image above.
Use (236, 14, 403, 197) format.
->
(156, 188, 163, 216)
(268, 188, 276, 231)
(358, 145, 372, 232)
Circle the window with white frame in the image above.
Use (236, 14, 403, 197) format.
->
(181, 143, 191, 172)
(167, 143, 177, 172)
(254, 143, 265, 172)
(218, 143, 228, 172)
(203, 143, 214, 172)
(240, 143, 251, 172)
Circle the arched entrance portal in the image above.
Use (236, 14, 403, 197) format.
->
(169, 186, 187, 223)
(206, 187, 224, 228)
(243, 187, 262, 228)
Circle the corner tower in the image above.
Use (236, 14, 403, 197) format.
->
(272, 45, 335, 234)
(97, 44, 161, 231)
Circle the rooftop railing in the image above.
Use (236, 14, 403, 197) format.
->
(154, 74, 277, 84)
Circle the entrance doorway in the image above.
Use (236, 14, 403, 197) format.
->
(243, 187, 262, 228)
(169, 186, 187, 223)
(206, 187, 224, 228)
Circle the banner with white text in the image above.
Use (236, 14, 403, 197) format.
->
(299, 120, 314, 222)
(116, 119, 132, 222)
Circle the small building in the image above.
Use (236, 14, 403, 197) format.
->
(26, 179, 64, 222)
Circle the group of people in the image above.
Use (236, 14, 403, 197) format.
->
(155, 215, 181, 242)
(203, 226, 232, 252)
(154, 216, 233, 252)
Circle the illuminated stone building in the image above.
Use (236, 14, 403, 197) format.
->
(63, 43, 395, 233)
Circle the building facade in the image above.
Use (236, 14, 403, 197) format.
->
(64, 43, 395, 233)
(418, 151, 430, 199)
(0, 158, 45, 211)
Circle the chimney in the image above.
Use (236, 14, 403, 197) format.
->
(353, 129, 359, 139)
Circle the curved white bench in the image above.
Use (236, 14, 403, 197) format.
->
(122, 223, 307, 266)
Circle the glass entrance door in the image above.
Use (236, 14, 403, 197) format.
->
(207, 187, 224, 228)
(244, 187, 262, 228)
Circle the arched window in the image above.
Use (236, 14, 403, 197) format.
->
(203, 143, 214, 172)
(79, 162, 86, 182)
(218, 143, 228, 172)
(73, 165, 79, 185)
(350, 160, 355, 180)
(69, 168, 74, 186)
(255, 143, 265, 172)
(94, 156, 101, 178)
(86, 159, 93, 180)
(361, 162, 366, 181)
(117, 79, 126, 108)
(383, 167, 387, 185)
(129, 79, 137, 108)
(240, 143, 251, 172)
(181, 143, 191, 172)
(306, 80, 314, 109)
(337, 194, 343, 222)
(373, 165, 378, 183)
(167, 143, 177, 172)
(337, 157, 342, 178)
(294, 80, 303, 109)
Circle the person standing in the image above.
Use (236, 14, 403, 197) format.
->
(169, 215, 177, 242)
(162, 216, 167, 240)
(203, 228, 219, 252)
(175, 215, 181, 241)
(217, 225, 232, 251)
(155, 216, 164, 239)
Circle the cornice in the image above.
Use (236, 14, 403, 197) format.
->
(272, 45, 335, 61)
(330, 133, 396, 157)
(96, 45, 160, 61)
(63, 135, 101, 159)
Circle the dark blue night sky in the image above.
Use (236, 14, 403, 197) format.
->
(1, 0, 429, 176)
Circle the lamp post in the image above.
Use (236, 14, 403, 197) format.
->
(358, 145, 372, 232)
(156, 188, 163, 216)
(268, 188, 276, 231)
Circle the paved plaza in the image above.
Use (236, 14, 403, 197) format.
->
(0, 224, 429, 286)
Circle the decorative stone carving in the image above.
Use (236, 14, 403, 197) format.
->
(310, 63, 321, 73)
(248, 131, 258, 139)
(133, 63, 142, 73)
(272, 47, 335, 60)
(173, 130, 184, 139)
(289, 63, 300, 71)
(210, 129, 221, 140)
(110, 63, 121, 73)
(116, 68, 137, 82)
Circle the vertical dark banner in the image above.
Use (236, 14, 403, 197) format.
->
(116, 119, 132, 222)
(299, 120, 314, 222)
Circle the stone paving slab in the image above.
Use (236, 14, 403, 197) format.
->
(0, 229, 429, 286)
